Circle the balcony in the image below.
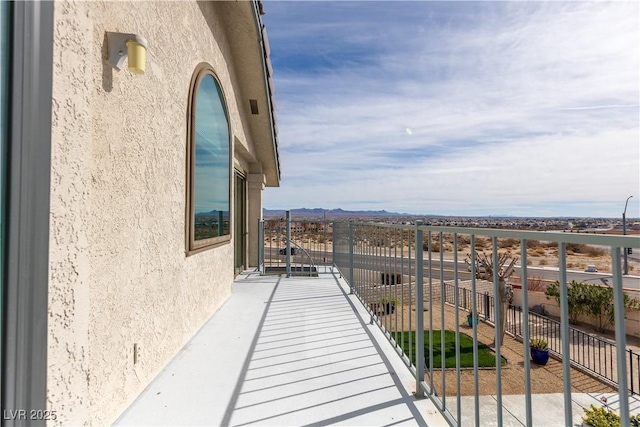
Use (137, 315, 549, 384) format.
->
(118, 218, 640, 426)
(116, 270, 444, 426)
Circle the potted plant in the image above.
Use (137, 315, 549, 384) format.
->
(466, 307, 479, 327)
(530, 338, 550, 365)
(381, 296, 397, 314)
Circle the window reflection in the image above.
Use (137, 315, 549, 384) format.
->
(193, 74, 230, 240)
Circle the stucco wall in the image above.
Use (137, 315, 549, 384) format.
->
(48, 1, 261, 424)
(48, 1, 93, 423)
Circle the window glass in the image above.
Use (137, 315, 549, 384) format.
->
(191, 72, 230, 244)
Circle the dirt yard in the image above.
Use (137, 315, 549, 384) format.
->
(377, 301, 617, 397)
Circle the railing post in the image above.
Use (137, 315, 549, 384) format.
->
(491, 237, 503, 426)
(484, 292, 490, 321)
(453, 234, 462, 422)
(471, 235, 480, 426)
(558, 242, 573, 426)
(258, 219, 264, 275)
(332, 221, 336, 272)
(348, 221, 354, 294)
(286, 210, 291, 278)
(631, 351, 635, 396)
(415, 221, 425, 398)
(322, 216, 326, 265)
(611, 246, 629, 425)
(521, 238, 533, 427)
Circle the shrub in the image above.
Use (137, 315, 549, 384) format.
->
(582, 286, 640, 332)
(547, 281, 640, 331)
(586, 246, 606, 257)
(457, 235, 471, 245)
(422, 242, 440, 252)
(527, 277, 547, 292)
(566, 243, 588, 254)
(582, 403, 640, 427)
(475, 238, 489, 249)
(582, 404, 620, 427)
(499, 238, 519, 249)
(539, 259, 548, 266)
(381, 296, 398, 304)
(566, 243, 606, 257)
(526, 240, 541, 249)
(546, 280, 589, 324)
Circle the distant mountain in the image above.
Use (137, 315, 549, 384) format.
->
(263, 207, 412, 218)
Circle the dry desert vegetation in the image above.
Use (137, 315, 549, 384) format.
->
(406, 233, 639, 275)
(266, 226, 639, 276)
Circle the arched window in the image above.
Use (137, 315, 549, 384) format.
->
(186, 64, 231, 253)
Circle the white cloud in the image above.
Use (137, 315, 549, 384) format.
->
(263, 1, 640, 217)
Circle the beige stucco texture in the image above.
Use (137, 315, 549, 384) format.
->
(48, 1, 271, 425)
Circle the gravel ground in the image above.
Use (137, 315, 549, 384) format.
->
(376, 301, 617, 397)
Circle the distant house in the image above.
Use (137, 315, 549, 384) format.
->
(2, 1, 279, 424)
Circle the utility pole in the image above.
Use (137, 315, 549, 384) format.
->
(623, 195, 633, 275)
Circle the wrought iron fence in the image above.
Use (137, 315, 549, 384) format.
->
(444, 283, 640, 395)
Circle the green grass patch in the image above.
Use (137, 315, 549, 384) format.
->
(391, 330, 506, 369)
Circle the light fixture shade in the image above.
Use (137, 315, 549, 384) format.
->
(126, 40, 146, 74)
(106, 32, 148, 75)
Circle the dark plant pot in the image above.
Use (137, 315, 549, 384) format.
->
(467, 315, 479, 327)
(531, 348, 550, 365)
(385, 303, 395, 314)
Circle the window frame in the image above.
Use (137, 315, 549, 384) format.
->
(2, 0, 54, 418)
(185, 63, 232, 255)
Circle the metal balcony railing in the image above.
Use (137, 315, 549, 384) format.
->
(330, 221, 640, 427)
(258, 213, 332, 276)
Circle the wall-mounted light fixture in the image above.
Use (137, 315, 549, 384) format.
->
(106, 32, 148, 75)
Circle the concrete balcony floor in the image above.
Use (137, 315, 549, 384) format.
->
(115, 270, 444, 426)
(116, 270, 640, 426)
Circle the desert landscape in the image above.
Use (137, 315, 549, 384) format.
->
(267, 225, 640, 277)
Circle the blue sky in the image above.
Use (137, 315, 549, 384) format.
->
(262, 1, 639, 218)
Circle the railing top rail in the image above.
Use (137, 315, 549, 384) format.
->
(340, 221, 640, 247)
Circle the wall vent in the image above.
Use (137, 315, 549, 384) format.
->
(249, 99, 259, 115)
